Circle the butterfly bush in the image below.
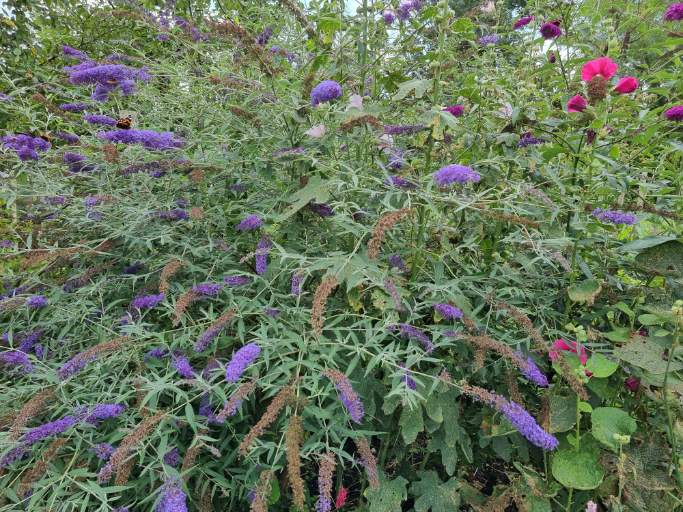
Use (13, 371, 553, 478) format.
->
(0, 0, 680, 509)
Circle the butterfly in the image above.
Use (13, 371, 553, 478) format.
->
(116, 116, 133, 129)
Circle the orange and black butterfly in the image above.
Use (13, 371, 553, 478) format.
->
(116, 116, 133, 130)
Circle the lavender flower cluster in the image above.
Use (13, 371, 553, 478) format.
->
(225, 343, 261, 383)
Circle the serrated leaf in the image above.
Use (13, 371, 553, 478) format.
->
(411, 471, 461, 512)
(367, 476, 408, 512)
(567, 279, 602, 305)
(634, 240, 683, 276)
(399, 404, 423, 444)
(591, 407, 636, 452)
(392, 79, 431, 101)
(549, 395, 576, 433)
(551, 448, 604, 489)
(614, 337, 683, 375)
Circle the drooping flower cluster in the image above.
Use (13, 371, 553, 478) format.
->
(255, 236, 271, 275)
(155, 479, 188, 512)
(84, 403, 127, 424)
(462, 384, 558, 450)
(323, 369, 365, 423)
(518, 132, 545, 148)
(59, 102, 89, 112)
(479, 34, 500, 46)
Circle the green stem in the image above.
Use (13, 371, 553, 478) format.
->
(663, 329, 680, 470)
(565, 487, 573, 512)
(575, 393, 581, 451)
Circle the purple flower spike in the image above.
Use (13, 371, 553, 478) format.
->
(391, 323, 434, 353)
(255, 237, 271, 275)
(0, 351, 34, 373)
(130, 293, 165, 309)
(224, 275, 252, 287)
(291, 272, 303, 296)
(310, 80, 342, 106)
(84, 403, 127, 424)
(172, 354, 195, 379)
(23, 415, 78, 445)
(323, 369, 364, 423)
(60, 102, 89, 112)
(400, 363, 417, 390)
(191, 283, 223, 296)
(26, 295, 48, 308)
(434, 303, 463, 320)
(98, 129, 183, 150)
(225, 343, 261, 383)
(62, 45, 88, 60)
(516, 353, 549, 387)
(433, 164, 481, 186)
(236, 214, 263, 231)
(84, 114, 117, 126)
(155, 479, 188, 512)
(163, 447, 180, 467)
(592, 208, 637, 225)
(499, 399, 558, 450)
(91, 443, 115, 460)
(385, 175, 416, 189)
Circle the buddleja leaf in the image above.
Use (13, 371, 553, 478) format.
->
(410, 471, 461, 512)
(276, 175, 330, 222)
(366, 476, 408, 512)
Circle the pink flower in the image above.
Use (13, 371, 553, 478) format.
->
(581, 57, 618, 81)
(549, 339, 588, 365)
(624, 376, 640, 392)
(566, 95, 588, 112)
(614, 76, 638, 94)
(335, 486, 348, 509)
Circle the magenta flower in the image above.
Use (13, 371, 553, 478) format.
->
(549, 338, 588, 365)
(310, 80, 342, 106)
(513, 15, 534, 29)
(443, 104, 464, 117)
(566, 95, 588, 113)
(539, 20, 561, 39)
(225, 343, 261, 383)
(664, 3, 683, 20)
(664, 105, 683, 121)
(614, 76, 638, 94)
(581, 57, 618, 81)
(624, 376, 640, 392)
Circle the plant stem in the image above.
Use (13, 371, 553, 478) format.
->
(575, 393, 581, 451)
(565, 487, 573, 512)
(663, 328, 680, 471)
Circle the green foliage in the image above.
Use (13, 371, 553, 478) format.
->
(0, 0, 682, 510)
